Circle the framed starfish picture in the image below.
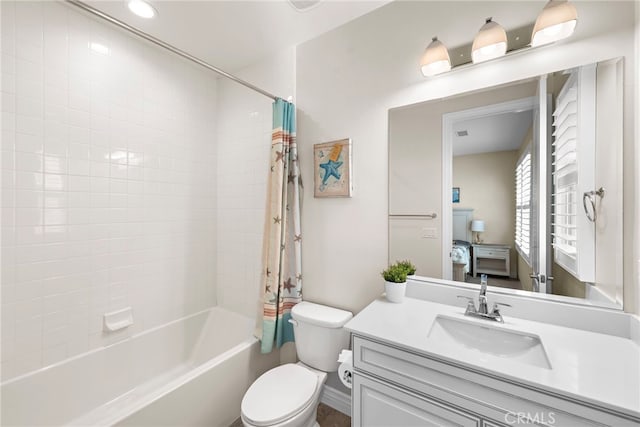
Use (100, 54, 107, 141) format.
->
(313, 138, 352, 198)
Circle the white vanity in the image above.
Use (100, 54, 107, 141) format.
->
(345, 280, 640, 426)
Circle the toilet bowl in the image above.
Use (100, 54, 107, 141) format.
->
(241, 363, 327, 427)
(240, 302, 353, 427)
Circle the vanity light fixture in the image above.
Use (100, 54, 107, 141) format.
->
(420, 37, 451, 77)
(471, 18, 507, 64)
(127, 0, 157, 19)
(420, 0, 578, 77)
(531, 0, 578, 47)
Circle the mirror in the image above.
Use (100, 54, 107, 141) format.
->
(388, 58, 623, 309)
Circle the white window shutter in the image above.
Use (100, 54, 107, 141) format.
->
(551, 65, 596, 282)
(515, 149, 532, 264)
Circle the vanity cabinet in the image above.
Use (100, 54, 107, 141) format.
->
(354, 374, 481, 426)
(351, 336, 637, 427)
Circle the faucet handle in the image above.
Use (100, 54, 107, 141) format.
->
(457, 295, 476, 313)
(492, 302, 511, 312)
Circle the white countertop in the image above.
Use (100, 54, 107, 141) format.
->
(345, 296, 640, 418)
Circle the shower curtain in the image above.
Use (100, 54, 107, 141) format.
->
(258, 99, 302, 354)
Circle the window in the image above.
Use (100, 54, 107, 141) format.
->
(515, 148, 532, 264)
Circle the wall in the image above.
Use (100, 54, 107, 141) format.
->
(296, 1, 637, 315)
(1, 1, 217, 380)
(453, 150, 518, 249)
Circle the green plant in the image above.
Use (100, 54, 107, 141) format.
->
(396, 259, 416, 276)
(381, 263, 408, 283)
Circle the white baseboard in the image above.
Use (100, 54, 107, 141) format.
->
(320, 384, 351, 416)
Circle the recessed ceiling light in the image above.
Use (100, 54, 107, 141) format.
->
(127, 0, 157, 19)
(288, 0, 322, 12)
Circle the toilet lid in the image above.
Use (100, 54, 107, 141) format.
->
(241, 364, 318, 426)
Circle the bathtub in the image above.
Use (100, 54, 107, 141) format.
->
(1, 307, 280, 427)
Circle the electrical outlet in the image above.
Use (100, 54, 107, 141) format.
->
(422, 227, 438, 239)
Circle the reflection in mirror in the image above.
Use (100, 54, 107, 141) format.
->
(450, 96, 534, 292)
(388, 58, 623, 309)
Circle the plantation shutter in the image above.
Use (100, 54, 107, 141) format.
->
(551, 66, 596, 282)
(515, 149, 532, 263)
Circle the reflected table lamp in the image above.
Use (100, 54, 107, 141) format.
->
(471, 220, 485, 244)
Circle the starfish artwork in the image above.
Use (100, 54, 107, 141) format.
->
(313, 139, 352, 198)
(319, 159, 343, 185)
(317, 143, 343, 192)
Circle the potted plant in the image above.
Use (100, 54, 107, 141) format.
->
(381, 263, 408, 303)
(396, 260, 416, 278)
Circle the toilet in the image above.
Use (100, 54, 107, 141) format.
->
(241, 302, 353, 427)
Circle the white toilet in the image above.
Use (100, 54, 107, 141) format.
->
(241, 302, 353, 427)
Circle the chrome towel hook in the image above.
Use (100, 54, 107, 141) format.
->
(583, 187, 605, 222)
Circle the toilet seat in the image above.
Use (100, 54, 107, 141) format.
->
(241, 364, 319, 426)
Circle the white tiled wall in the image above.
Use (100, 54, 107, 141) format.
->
(1, 1, 217, 380)
(216, 48, 295, 318)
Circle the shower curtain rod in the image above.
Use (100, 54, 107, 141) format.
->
(65, 0, 281, 102)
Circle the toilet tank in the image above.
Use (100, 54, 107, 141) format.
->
(290, 302, 353, 372)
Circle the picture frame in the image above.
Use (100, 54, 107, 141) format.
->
(452, 187, 460, 203)
(314, 138, 353, 198)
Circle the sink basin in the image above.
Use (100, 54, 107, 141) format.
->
(427, 315, 552, 369)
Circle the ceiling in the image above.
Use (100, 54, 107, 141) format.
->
(452, 109, 533, 156)
(84, 0, 391, 72)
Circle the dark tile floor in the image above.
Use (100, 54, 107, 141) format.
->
(317, 403, 351, 427)
(229, 403, 350, 427)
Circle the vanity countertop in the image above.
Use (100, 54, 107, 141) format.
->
(345, 296, 640, 418)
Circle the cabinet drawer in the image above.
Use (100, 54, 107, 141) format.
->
(353, 373, 481, 427)
(352, 336, 636, 426)
(475, 248, 509, 258)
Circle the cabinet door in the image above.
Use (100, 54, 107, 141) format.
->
(353, 374, 481, 427)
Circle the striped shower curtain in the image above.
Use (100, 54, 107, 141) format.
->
(258, 99, 302, 354)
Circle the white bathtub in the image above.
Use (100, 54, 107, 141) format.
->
(1, 307, 280, 427)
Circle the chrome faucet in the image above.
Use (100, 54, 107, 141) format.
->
(457, 275, 511, 323)
(478, 274, 488, 315)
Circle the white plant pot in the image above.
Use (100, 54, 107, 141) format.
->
(384, 281, 407, 303)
